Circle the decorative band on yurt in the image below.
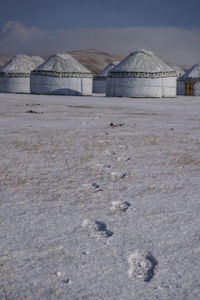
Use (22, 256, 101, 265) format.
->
(93, 76, 106, 80)
(31, 70, 93, 78)
(108, 71, 177, 78)
(0, 72, 30, 78)
(179, 77, 200, 83)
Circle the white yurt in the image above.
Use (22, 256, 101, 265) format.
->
(169, 64, 185, 95)
(30, 53, 93, 95)
(93, 61, 120, 93)
(106, 49, 177, 98)
(169, 64, 185, 78)
(0, 54, 44, 93)
(31, 56, 45, 65)
(178, 64, 200, 96)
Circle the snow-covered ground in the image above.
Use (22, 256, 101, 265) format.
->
(0, 93, 200, 300)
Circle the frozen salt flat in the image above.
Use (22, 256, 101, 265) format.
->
(0, 93, 200, 299)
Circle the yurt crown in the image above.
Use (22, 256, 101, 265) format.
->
(183, 63, 200, 80)
(54, 53, 71, 59)
(131, 49, 154, 56)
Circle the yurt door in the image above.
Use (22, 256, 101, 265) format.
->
(185, 82, 194, 96)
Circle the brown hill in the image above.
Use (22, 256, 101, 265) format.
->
(69, 49, 123, 75)
(0, 49, 188, 75)
(0, 56, 12, 67)
(0, 49, 123, 75)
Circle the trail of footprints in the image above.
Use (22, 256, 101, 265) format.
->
(81, 148, 158, 283)
(82, 199, 130, 239)
(82, 199, 158, 282)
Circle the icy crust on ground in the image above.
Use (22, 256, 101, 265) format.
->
(0, 93, 200, 299)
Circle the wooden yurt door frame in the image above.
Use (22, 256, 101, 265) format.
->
(185, 82, 194, 96)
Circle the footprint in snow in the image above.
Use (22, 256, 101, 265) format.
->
(82, 183, 103, 192)
(111, 200, 131, 214)
(82, 219, 113, 238)
(128, 250, 158, 282)
(111, 172, 127, 180)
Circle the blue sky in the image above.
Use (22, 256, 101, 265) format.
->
(1, 0, 200, 30)
(0, 0, 200, 66)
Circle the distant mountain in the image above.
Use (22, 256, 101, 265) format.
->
(0, 50, 123, 75)
(0, 49, 188, 75)
(69, 49, 123, 75)
(0, 56, 12, 67)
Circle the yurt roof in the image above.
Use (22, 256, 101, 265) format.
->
(33, 53, 92, 74)
(95, 61, 120, 78)
(31, 56, 44, 65)
(168, 64, 185, 77)
(183, 63, 200, 79)
(109, 49, 176, 76)
(0, 54, 43, 74)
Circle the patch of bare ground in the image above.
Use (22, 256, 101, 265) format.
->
(66, 105, 94, 109)
(170, 152, 200, 168)
(127, 111, 158, 116)
(12, 140, 42, 152)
